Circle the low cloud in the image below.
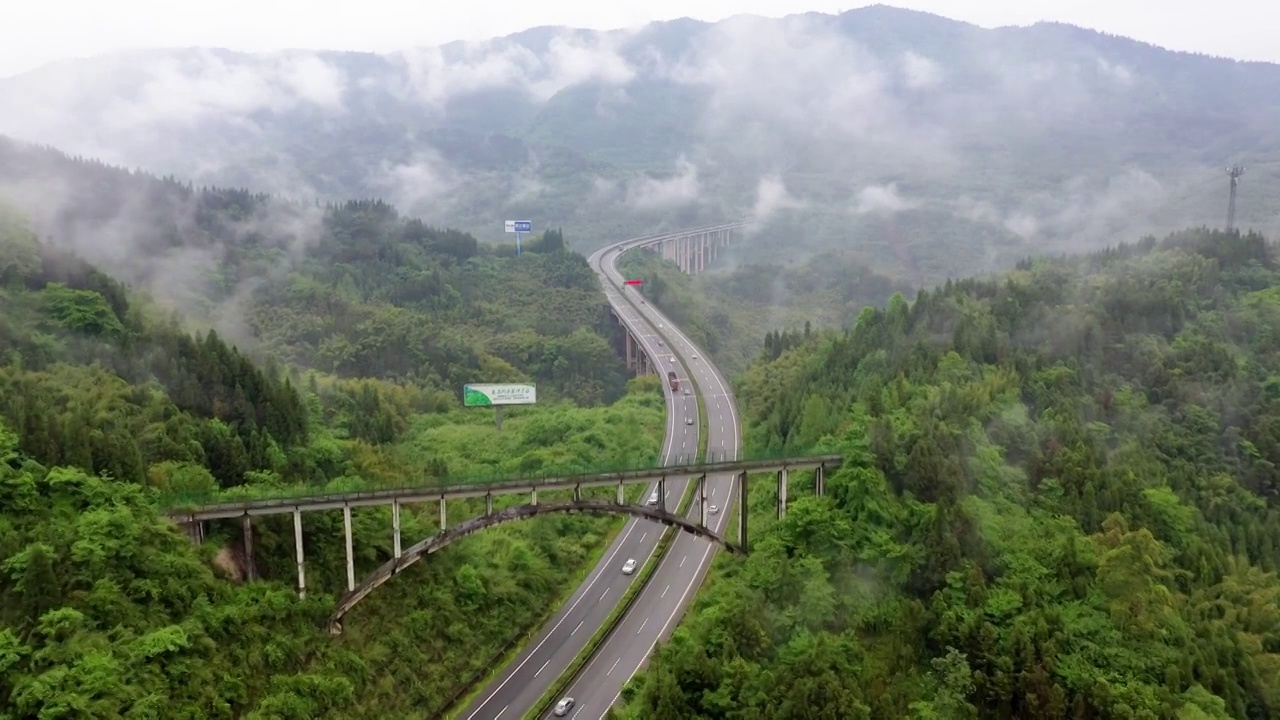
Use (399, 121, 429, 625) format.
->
(901, 51, 942, 89)
(627, 157, 700, 210)
(394, 31, 636, 107)
(854, 183, 917, 216)
(751, 175, 805, 222)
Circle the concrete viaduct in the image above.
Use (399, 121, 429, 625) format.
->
(613, 222, 747, 375)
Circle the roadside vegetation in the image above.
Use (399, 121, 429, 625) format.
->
(615, 228, 1280, 719)
(0, 172, 666, 717)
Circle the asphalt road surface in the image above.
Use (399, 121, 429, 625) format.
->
(460, 230, 716, 720)
(555, 255, 742, 720)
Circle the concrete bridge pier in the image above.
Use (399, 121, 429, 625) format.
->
(531, 487, 538, 505)
(777, 469, 788, 520)
(392, 500, 402, 560)
(485, 493, 494, 517)
(659, 475, 668, 512)
(737, 471, 749, 553)
(439, 498, 447, 530)
(616, 482, 625, 504)
(815, 465, 826, 498)
(179, 520, 205, 544)
(624, 332, 634, 368)
(242, 515, 256, 581)
(293, 509, 307, 599)
(343, 505, 355, 592)
(697, 474, 708, 527)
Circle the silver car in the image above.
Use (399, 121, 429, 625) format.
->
(554, 698, 575, 717)
(622, 558, 637, 575)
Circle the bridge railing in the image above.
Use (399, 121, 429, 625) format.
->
(156, 446, 838, 513)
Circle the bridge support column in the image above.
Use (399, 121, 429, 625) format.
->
(573, 484, 582, 503)
(180, 520, 204, 544)
(531, 487, 538, 505)
(698, 474, 708, 527)
(293, 508, 306, 599)
(659, 476, 667, 512)
(624, 332, 634, 369)
(392, 500, 402, 559)
(241, 515, 255, 582)
(616, 482, 625, 505)
(737, 471, 749, 553)
(815, 465, 825, 498)
(485, 493, 493, 517)
(343, 505, 355, 592)
(777, 469, 788, 520)
(439, 498, 447, 530)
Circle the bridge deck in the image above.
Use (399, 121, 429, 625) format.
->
(164, 454, 842, 521)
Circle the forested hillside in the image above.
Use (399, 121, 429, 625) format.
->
(5, 7, 1280, 283)
(0, 138, 628, 406)
(618, 247, 912, 374)
(616, 228, 1280, 719)
(0, 180, 668, 715)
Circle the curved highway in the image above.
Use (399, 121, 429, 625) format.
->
(460, 226, 728, 720)
(556, 229, 742, 719)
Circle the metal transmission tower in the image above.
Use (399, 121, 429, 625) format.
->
(1226, 165, 1246, 232)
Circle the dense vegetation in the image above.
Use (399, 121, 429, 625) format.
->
(619, 248, 911, 374)
(617, 228, 1280, 719)
(0, 141, 630, 407)
(0, 189, 669, 716)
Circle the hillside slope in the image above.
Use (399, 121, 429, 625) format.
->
(0, 183, 666, 717)
(2, 7, 1279, 283)
(616, 227, 1280, 719)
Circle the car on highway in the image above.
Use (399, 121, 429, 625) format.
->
(685, 417, 694, 425)
(657, 339, 663, 345)
(709, 504, 720, 515)
(647, 491, 659, 505)
(554, 697, 575, 716)
(622, 558, 637, 575)
(683, 388, 691, 395)
(692, 353, 699, 359)
(669, 355, 676, 363)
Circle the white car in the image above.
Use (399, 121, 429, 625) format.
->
(692, 354, 699, 359)
(647, 491, 659, 505)
(686, 417, 695, 425)
(622, 558, 637, 575)
(554, 698, 575, 717)
(709, 505, 720, 515)
(669, 356, 676, 363)
(683, 388, 691, 395)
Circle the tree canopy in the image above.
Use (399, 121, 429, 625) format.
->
(616, 228, 1280, 720)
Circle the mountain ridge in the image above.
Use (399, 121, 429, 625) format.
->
(2, 6, 1278, 285)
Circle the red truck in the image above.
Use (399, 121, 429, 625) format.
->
(667, 370, 680, 392)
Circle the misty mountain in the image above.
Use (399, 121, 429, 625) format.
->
(3, 5, 1280, 284)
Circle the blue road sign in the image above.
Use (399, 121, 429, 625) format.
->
(513, 221, 532, 233)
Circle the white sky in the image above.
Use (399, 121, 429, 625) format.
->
(3, 0, 1277, 78)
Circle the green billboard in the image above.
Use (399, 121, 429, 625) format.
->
(463, 383, 537, 407)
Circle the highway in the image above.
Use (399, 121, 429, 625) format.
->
(556, 233, 741, 719)
(459, 228, 721, 720)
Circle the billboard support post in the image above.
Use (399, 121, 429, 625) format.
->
(504, 220, 533, 257)
(463, 384, 536, 431)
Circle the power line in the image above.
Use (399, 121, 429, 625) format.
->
(1226, 165, 1246, 232)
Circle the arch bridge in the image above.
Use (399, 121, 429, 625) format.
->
(163, 453, 841, 630)
(328, 499, 744, 634)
